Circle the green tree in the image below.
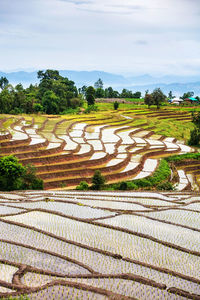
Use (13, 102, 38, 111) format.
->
(37, 69, 78, 113)
(95, 88, 105, 98)
(120, 89, 133, 98)
(91, 170, 105, 190)
(181, 91, 194, 100)
(86, 86, 95, 105)
(0, 76, 9, 90)
(133, 91, 141, 98)
(151, 88, 166, 109)
(42, 90, 59, 114)
(13, 84, 25, 112)
(144, 93, 154, 108)
(0, 156, 43, 191)
(94, 78, 103, 89)
(22, 164, 43, 190)
(0, 70, 80, 114)
(188, 128, 200, 146)
(105, 87, 119, 98)
(79, 85, 87, 97)
(33, 103, 43, 113)
(0, 85, 14, 113)
(113, 101, 119, 110)
(0, 156, 25, 191)
(119, 181, 128, 190)
(168, 91, 174, 99)
(37, 69, 61, 81)
(76, 181, 89, 190)
(188, 111, 200, 146)
(105, 87, 113, 98)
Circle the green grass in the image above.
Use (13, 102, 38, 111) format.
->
(166, 152, 200, 162)
(2, 296, 30, 300)
(104, 159, 172, 191)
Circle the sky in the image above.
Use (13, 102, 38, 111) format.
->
(0, 0, 200, 75)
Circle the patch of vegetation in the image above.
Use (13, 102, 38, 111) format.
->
(106, 159, 172, 191)
(0, 70, 80, 115)
(76, 181, 89, 190)
(91, 170, 106, 190)
(0, 155, 43, 191)
(76, 170, 106, 191)
(84, 104, 98, 114)
(188, 111, 200, 146)
(165, 152, 200, 162)
(113, 101, 119, 110)
(2, 295, 30, 300)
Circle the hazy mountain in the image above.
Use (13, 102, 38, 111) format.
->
(126, 74, 200, 85)
(0, 70, 200, 96)
(0, 71, 38, 86)
(119, 82, 200, 96)
(59, 70, 127, 85)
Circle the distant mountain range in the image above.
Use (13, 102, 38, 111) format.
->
(0, 70, 200, 96)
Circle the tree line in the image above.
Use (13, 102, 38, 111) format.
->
(79, 78, 142, 100)
(0, 70, 80, 114)
(0, 71, 199, 115)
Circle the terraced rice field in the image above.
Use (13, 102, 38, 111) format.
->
(0, 190, 199, 299)
(0, 109, 198, 191)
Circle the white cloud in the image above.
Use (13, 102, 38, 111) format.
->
(0, 0, 199, 75)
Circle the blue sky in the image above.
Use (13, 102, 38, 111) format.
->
(0, 0, 199, 75)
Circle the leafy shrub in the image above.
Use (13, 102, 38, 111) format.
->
(69, 97, 81, 109)
(76, 181, 89, 190)
(113, 101, 119, 110)
(2, 295, 30, 300)
(33, 103, 43, 113)
(104, 159, 170, 191)
(126, 182, 138, 190)
(61, 107, 80, 115)
(157, 181, 174, 190)
(21, 164, 43, 190)
(0, 156, 43, 191)
(91, 170, 105, 190)
(133, 178, 152, 188)
(166, 153, 200, 162)
(10, 108, 23, 115)
(84, 104, 98, 114)
(119, 181, 128, 190)
(188, 128, 200, 146)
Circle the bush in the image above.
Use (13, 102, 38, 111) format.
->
(33, 103, 43, 113)
(10, 108, 23, 115)
(2, 295, 30, 300)
(113, 101, 119, 110)
(91, 170, 105, 190)
(166, 153, 200, 162)
(133, 178, 152, 188)
(61, 107, 80, 115)
(21, 164, 43, 190)
(76, 181, 89, 190)
(69, 97, 81, 109)
(188, 128, 200, 146)
(104, 159, 171, 191)
(0, 156, 43, 191)
(119, 181, 128, 190)
(157, 181, 174, 190)
(126, 182, 138, 190)
(84, 104, 98, 114)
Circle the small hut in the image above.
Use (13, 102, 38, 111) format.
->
(169, 98, 183, 105)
